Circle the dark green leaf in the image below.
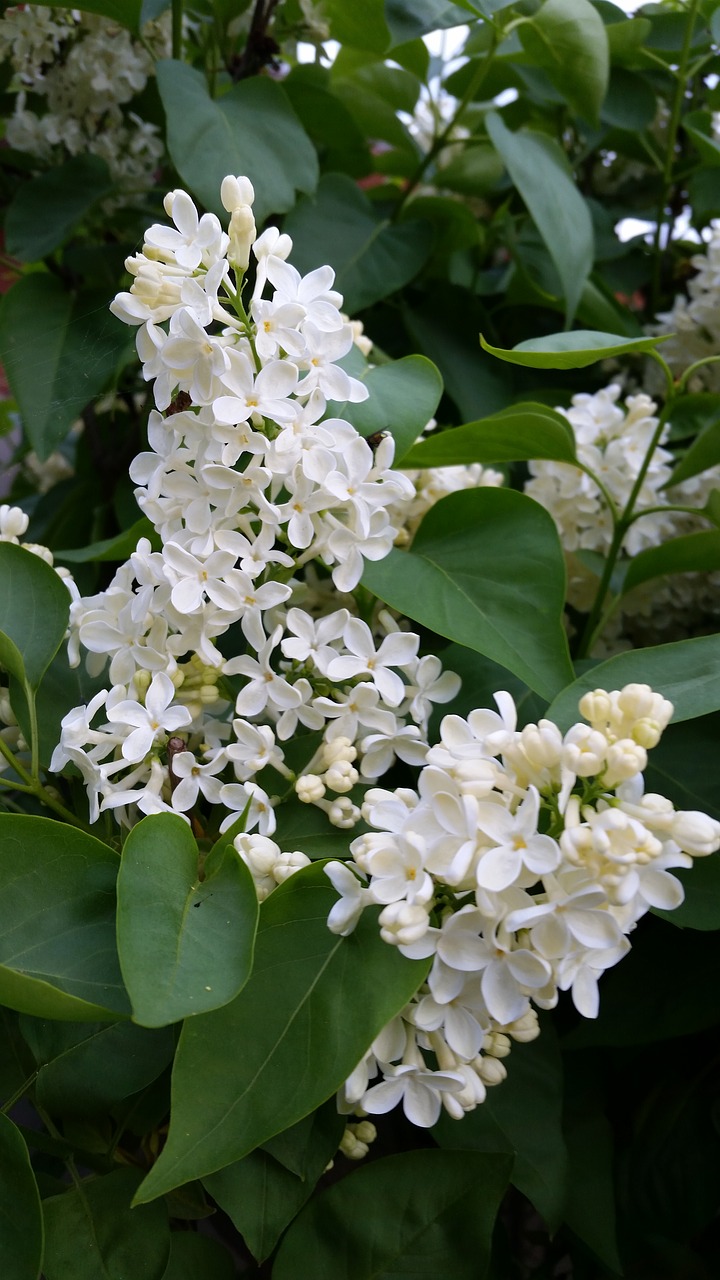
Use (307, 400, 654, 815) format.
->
(622, 531, 720, 596)
(42, 1169, 170, 1280)
(428, 644, 547, 741)
(34, 1021, 175, 1115)
(605, 14, 652, 64)
(273, 1150, 512, 1280)
(0, 276, 130, 459)
(156, 62, 318, 224)
(434, 144, 505, 196)
(401, 402, 577, 468)
(434, 1024, 566, 1231)
(0, 1113, 43, 1280)
(204, 1105, 343, 1263)
(274, 796, 361, 859)
(480, 329, 669, 369)
(283, 174, 431, 313)
(601, 67, 657, 130)
(160, 1234, 235, 1280)
(363, 488, 574, 700)
(547, 634, 720, 730)
(55, 518, 159, 563)
(519, 0, 609, 125)
(405, 289, 516, 420)
(283, 65, 370, 178)
(0, 815, 129, 1021)
(667, 415, 720, 485)
(385, 0, 474, 44)
(562, 1066, 622, 1274)
(331, 355, 443, 463)
(486, 112, 594, 324)
(683, 110, 720, 167)
(134, 863, 429, 1201)
(323, 0, 390, 51)
(5, 157, 114, 262)
(655, 854, 720, 931)
(0, 543, 70, 690)
(117, 813, 258, 1028)
(644, 713, 720, 822)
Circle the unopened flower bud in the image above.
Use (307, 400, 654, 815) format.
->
(328, 797, 361, 829)
(604, 738, 647, 785)
(296, 774, 325, 803)
(563, 724, 608, 777)
(671, 809, 720, 857)
(272, 851, 311, 883)
(325, 760, 359, 794)
(379, 901, 430, 946)
(220, 175, 255, 211)
(476, 1055, 507, 1086)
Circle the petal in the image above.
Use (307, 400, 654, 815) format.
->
(475, 844, 521, 892)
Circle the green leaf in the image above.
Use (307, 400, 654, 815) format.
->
(667, 415, 720, 486)
(272, 1150, 513, 1280)
(601, 67, 658, 130)
(644, 713, 720, 822)
(0, 275, 130, 460)
(33, 1021, 175, 1116)
(562, 1068, 622, 1274)
(519, 0, 609, 125)
(273, 796, 362, 859)
(405, 288, 516, 419)
(330, 355, 443, 463)
(546, 634, 720, 730)
(134, 863, 429, 1202)
(605, 15, 652, 64)
(156, 61, 318, 224)
(683, 110, 720, 167)
(655, 854, 720, 931)
(5, 157, 114, 262)
(0, 815, 129, 1021)
(0, 1113, 43, 1280)
(42, 1169, 170, 1280)
(117, 813, 258, 1028)
(204, 1105, 343, 1263)
(55, 518, 159, 563)
(283, 65, 370, 179)
(385, 0, 474, 44)
(434, 1024, 567, 1231)
(283, 174, 431, 313)
(401, 402, 577, 468)
(485, 112, 594, 324)
(0, 543, 70, 691)
(362, 488, 573, 701)
(159, 1234, 235, 1280)
(428, 644, 547, 741)
(622, 531, 720, 597)
(480, 329, 669, 369)
(435, 144, 506, 197)
(323, 0, 391, 51)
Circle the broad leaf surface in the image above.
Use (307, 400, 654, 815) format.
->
(667, 416, 720, 485)
(547, 634, 720, 729)
(520, 0, 609, 124)
(272, 1149, 513, 1280)
(157, 62, 318, 223)
(401, 402, 577, 467)
(0, 815, 128, 1020)
(42, 1169, 170, 1280)
(480, 329, 668, 368)
(134, 863, 429, 1201)
(622, 531, 720, 596)
(362, 488, 573, 700)
(283, 174, 431, 312)
(34, 1020, 175, 1115)
(0, 543, 70, 690)
(0, 276, 130, 459)
(5, 157, 114, 261)
(159, 1234, 235, 1280)
(56, 518, 159, 563)
(117, 813, 258, 1027)
(330, 355, 443, 463)
(486, 112, 593, 324)
(0, 1113, 43, 1280)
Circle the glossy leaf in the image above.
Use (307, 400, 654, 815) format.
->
(363, 488, 574, 700)
(401, 402, 577, 468)
(385, 0, 474, 44)
(520, 0, 609, 125)
(486, 112, 594, 324)
(0, 543, 70, 691)
(435, 1024, 567, 1231)
(159, 1234, 235, 1280)
(134, 863, 429, 1201)
(0, 1113, 43, 1280)
(283, 174, 431, 313)
(56, 518, 159, 563)
(272, 1150, 513, 1280)
(204, 1105, 343, 1263)
(331, 355, 443, 463)
(480, 329, 669, 369)
(644, 713, 720, 822)
(156, 61, 318, 224)
(547, 634, 720, 730)
(323, 0, 390, 51)
(622, 531, 720, 596)
(0, 815, 129, 1021)
(667, 415, 720, 485)
(405, 288, 516, 419)
(562, 1070, 622, 1274)
(655, 854, 720, 931)
(117, 813, 258, 1028)
(0, 275, 130, 459)
(5, 157, 113, 262)
(42, 1169, 170, 1280)
(433, 144, 505, 196)
(34, 1021, 175, 1115)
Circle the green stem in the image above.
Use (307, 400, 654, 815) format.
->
(394, 33, 499, 217)
(172, 0, 183, 60)
(624, 502, 714, 526)
(1, 1071, 38, 1115)
(678, 353, 720, 393)
(576, 462, 620, 525)
(649, 0, 699, 314)
(0, 734, 96, 833)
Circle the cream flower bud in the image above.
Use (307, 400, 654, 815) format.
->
(517, 719, 563, 770)
(0, 504, 29, 540)
(234, 833, 280, 876)
(631, 717, 664, 749)
(482, 1031, 511, 1059)
(323, 737, 357, 765)
(603, 738, 647, 785)
(328, 797, 361, 828)
(562, 724, 608, 776)
(353, 1121, 377, 1144)
(579, 689, 612, 726)
(617, 683, 671, 724)
(273, 850, 311, 884)
(296, 774, 325, 803)
(476, 1055, 507, 1087)
(227, 205, 256, 271)
(220, 175, 255, 211)
(504, 1009, 540, 1042)
(379, 901, 430, 946)
(325, 760, 359, 794)
(671, 810, 720, 857)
